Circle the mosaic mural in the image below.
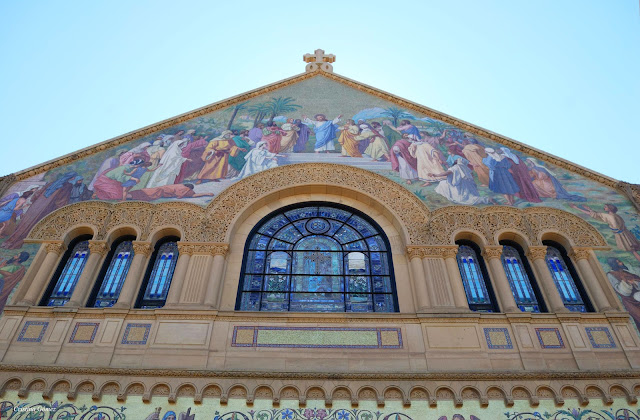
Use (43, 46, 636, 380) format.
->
(0, 394, 638, 420)
(1, 76, 639, 327)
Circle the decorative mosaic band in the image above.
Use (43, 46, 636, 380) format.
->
(121, 323, 152, 345)
(535, 328, 565, 349)
(16, 321, 48, 343)
(231, 326, 402, 349)
(483, 327, 513, 350)
(69, 322, 99, 344)
(586, 327, 616, 349)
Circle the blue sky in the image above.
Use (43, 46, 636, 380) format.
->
(1, 1, 638, 182)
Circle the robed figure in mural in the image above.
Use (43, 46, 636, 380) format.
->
(293, 119, 310, 152)
(198, 131, 241, 182)
(0, 251, 30, 310)
(482, 148, 519, 205)
(500, 147, 541, 203)
(235, 141, 280, 179)
(337, 120, 362, 157)
(429, 158, 491, 205)
(302, 114, 342, 153)
(606, 258, 640, 330)
(409, 138, 446, 186)
(279, 119, 300, 153)
(389, 139, 418, 184)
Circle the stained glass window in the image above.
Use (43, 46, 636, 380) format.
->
(237, 203, 397, 312)
(501, 244, 545, 313)
(545, 244, 591, 312)
(456, 243, 498, 312)
(136, 240, 179, 309)
(43, 239, 90, 306)
(89, 239, 134, 308)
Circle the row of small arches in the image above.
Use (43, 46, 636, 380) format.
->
(2, 377, 637, 407)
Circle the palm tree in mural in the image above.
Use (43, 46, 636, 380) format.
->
(226, 101, 249, 130)
(247, 102, 272, 127)
(265, 97, 302, 125)
(381, 106, 413, 126)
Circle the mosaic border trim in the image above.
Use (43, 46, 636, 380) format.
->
(483, 327, 513, 350)
(585, 327, 616, 349)
(69, 322, 100, 344)
(16, 321, 49, 343)
(535, 328, 565, 349)
(121, 323, 151, 345)
(231, 326, 403, 349)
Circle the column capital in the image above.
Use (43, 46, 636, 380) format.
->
(178, 242, 229, 256)
(526, 246, 548, 261)
(132, 241, 152, 257)
(569, 247, 592, 261)
(88, 241, 108, 256)
(406, 246, 458, 259)
(44, 241, 65, 255)
(482, 246, 503, 260)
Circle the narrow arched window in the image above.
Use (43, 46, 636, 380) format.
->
(135, 237, 179, 309)
(87, 236, 136, 308)
(236, 203, 398, 312)
(543, 240, 593, 312)
(40, 235, 92, 306)
(455, 241, 499, 312)
(500, 241, 546, 313)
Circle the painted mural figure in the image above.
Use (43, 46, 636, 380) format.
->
(429, 158, 491, 205)
(89, 149, 126, 191)
(389, 119, 421, 141)
(248, 123, 264, 144)
(482, 148, 519, 205)
(409, 139, 446, 186)
(461, 140, 489, 186)
(500, 147, 541, 203)
(262, 123, 286, 153)
(525, 158, 586, 202)
(381, 120, 402, 148)
(279, 118, 301, 153)
(119, 140, 153, 166)
(175, 134, 209, 183)
(235, 141, 280, 179)
(389, 138, 418, 184)
(146, 132, 193, 188)
(0, 187, 37, 237)
(127, 183, 214, 201)
(3, 171, 78, 249)
(69, 175, 92, 203)
(293, 119, 310, 152)
(228, 131, 254, 174)
(0, 251, 29, 310)
(337, 120, 363, 157)
(606, 258, 640, 330)
(302, 114, 342, 153)
(355, 123, 390, 161)
(572, 203, 640, 262)
(198, 131, 240, 182)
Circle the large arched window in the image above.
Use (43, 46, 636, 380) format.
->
(236, 203, 398, 312)
(87, 236, 136, 308)
(543, 240, 593, 312)
(40, 235, 93, 307)
(135, 237, 180, 309)
(500, 240, 546, 313)
(455, 240, 499, 312)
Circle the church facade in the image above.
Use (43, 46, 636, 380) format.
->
(1, 51, 640, 419)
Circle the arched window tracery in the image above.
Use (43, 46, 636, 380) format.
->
(87, 236, 135, 308)
(40, 235, 92, 307)
(500, 241, 546, 313)
(236, 203, 397, 313)
(455, 241, 499, 312)
(543, 240, 593, 312)
(135, 237, 180, 309)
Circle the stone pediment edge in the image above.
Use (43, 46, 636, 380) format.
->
(0, 364, 639, 381)
(0, 68, 630, 196)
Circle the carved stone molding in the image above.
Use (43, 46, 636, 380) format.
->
(0, 174, 17, 197)
(405, 246, 458, 259)
(526, 246, 548, 261)
(131, 242, 152, 257)
(178, 243, 229, 256)
(482, 246, 503, 260)
(204, 163, 431, 245)
(88, 241, 108, 256)
(616, 181, 640, 213)
(570, 247, 592, 261)
(45, 242, 65, 255)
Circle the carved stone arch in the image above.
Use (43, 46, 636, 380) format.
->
(73, 380, 96, 396)
(332, 386, 353, 401)
(147, 201, 206, 242)
(0, 377, 22, 396)
(358, 386, 379, 401)
(124, 382, 145, 398)
(99, 381, 121, 397)
(204, 163, 431, 246)
(28, 201, 112, 242)
(610, 384, 637, 404)
(560, 385, 588, 405)
(460, 386, 481, 401)
(483, 206, 533, 244)
(254, 385, 274, 400)
(279, 385, 301, 401)
(228, 384, 248, 399)
(428, 207, 487, 246)
(150, 382, 171, 397)
(408, 386, 429, 401)
(21, 378, 46, 398)
(382, 386, 404, 401)
(536, 385, 563, 405)
(511, 386, 532, 400)
(305, 386, 326, 400)
(435, 385, 455, 400)
(103, 201, 155, 240)
(585, 384, 611, 404)
(44, 379, 71, 399)
(175, 383, 197, 398)
(201, 384, 222, 398)
(524, 207, 607, 248)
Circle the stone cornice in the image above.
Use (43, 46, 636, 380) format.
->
(1, 364, 639, 381)
(2, 69, 624, 194)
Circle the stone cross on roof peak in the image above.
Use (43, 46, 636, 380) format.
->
(303, 49, 335, 73)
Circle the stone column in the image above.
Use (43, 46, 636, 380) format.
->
(406, 247, 431, 311)
(570, 247, 614, 312)
(482, 246, 519, 313)
(18, 242, 65, 306)
(164, 243, 192, 306)
(527, 246, 569, 313)
(114, 242, 152, 309)
(441, 246, 470, 311)
(204, 244, 230, 308)
(67, 241, 108, 307)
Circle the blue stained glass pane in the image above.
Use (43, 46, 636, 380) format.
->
(285, 207, 318, 221)
(291, 275, 344, 293)
(370, 252, 388, 275)
(48, 241, 90, 306)
(269, 239, 292, 250)
(245, 251, 266, 274)
(347, 276, 371, 293)
(261, 292, 289, 311)
(249, 234, 270, 250)
(141, 241, 178, 308)
(93, 241, 134, 307)
(372, 276, 393, 293)
(346, 294, 373, 312)
(545, 247, 585, 311)
(243, 275, 263, 291)
(344, 240, 367, 251)
(268, 251, 290, 273)
(365, 236, 386, 251)
(318, 207, 351, 222)
(334, 225, 361, 244)
(456, 245, 494, 311)
(346, 252, 368, 274)
(240, 292, 261, 311)
(258, 214, 290, 236)
(373, 294, 395, 312)
(326, 219, 345, 236)
(274, 224, 303, 243)
(265, 274, 290, 292)
(290, 293, 345, 312)
(293, 220, 308, 236)
(501, 246, 539, 312)
(348, 215, 376, 238)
